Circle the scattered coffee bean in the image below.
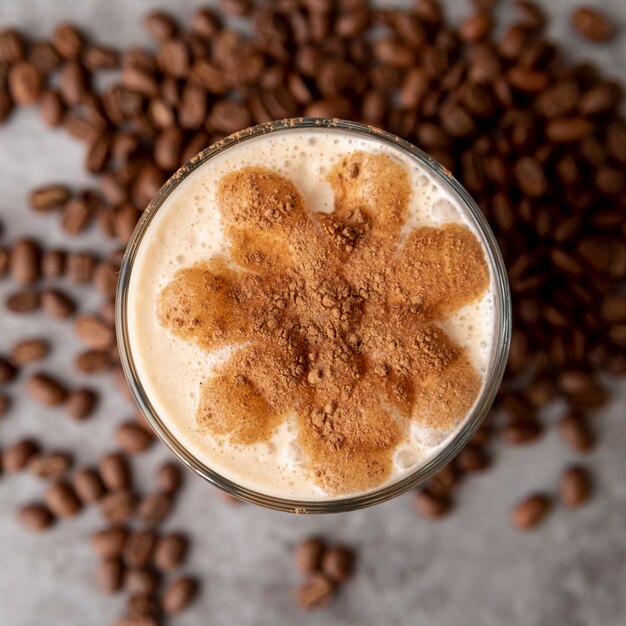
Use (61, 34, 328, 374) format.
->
(123, 530, 156, 569)
(98, 557, 124, 593)
(45, 480, 81, 517)
(154, 534, 188, 572)
(321, 547, 354, 583)
(29, 452, 72, 479)
(74, 314, 115, 349)
(137, 492, 172, 526)
(25, 372, 68, 406)
(161, 576, 197, 615)
(151, 464, 182, 499)
(10, 338, 49, 365)
(295, 537, 325, 574)
(75, 349, 113, 373)
(116, 614, 158, 626)
(115, 422, 154, 454)
(0, 356, 18, 383)
(18, 503, 54, 532)
(560, 466, 592, 508)
(125, 568, 160, 595)
(3, 439, 39, 472)
(127, 592, 159, 617)
(295, 573, 334, 611)
(571, 6, 614, 42)
(91, 527, 128, 559)
(513, 494, 551, 530)
(10, 238, 41, 285)
(5, 289, 41, 313)
(41, 288, 75, 318)
(29, 185, 71, 212)
(99, 452, 130, 491)
(456, 444, 489, 472)
(66, 388, 98, 420)
(73, 467, 106, 503)
(559, 413, 594, 451)
(414, 488, 451, 518)
(101, 490, 137, 524)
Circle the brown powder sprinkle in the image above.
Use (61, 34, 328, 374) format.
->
(157, 152, 489, 495)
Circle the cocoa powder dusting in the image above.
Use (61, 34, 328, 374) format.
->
(158, 153, 489, 495)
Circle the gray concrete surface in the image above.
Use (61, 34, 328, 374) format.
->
(1, 1, 625, 625)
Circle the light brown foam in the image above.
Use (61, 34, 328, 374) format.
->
(157, 152, 489, 496)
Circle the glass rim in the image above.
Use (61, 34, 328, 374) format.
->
(116, 118, 512, 514)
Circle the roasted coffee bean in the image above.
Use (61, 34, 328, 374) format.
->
(29, 452, 72, 479)
(75, 349, 114, 373)
(161, 577, 197, 614)
(98, 558, 124, 593)
(295, 537, 325, 574)
(73, 468, 106, 503)
(513, 494, 550, 530)
(126, 593, 159, 618)
(53, 23, 84, 60)
(25, 373, 68, 406)
(10, 239, 41, 284)
(45, 480, 81, 517)
(101, 490, 137, 524)
(40, 90, 65, 126)
(295, 573, 334, 611)
(19, 503, 54, 532)
(66, 388, 98, 421)
(41, 249, 66, 277)
(156, 462, 183, 493)
(41, 288, 75, 318)
(456, 444, 489, 472)
(138, 492, 172, 525)
(116, 422, 154, 454)
(0, 356, 18, 383)
(91, 527, 128, 558)
(154, 534, 188, 572)
(321, 547, 354, 583)
(8, 61, 42, 105)
(30, 186, 70, 212)
(502, 418, 542, 444)
(10, 338, 49, 365)
(2, 439, 39, 472)
(559, 413, 594, 451)
(0, 29, 25, 65)
(5, 289, 40, 313)
(83, 44, 119, 70)
(560, 466, 592, 508)
(124, 531, 157, 568)
(74, 314, 115, 350)
(99, 452, 131, 491)
(144, 11, 178, 41)
(571, 7, 614, 42)
(66, 251, 95, 283)
(414, 488, 451, 518)
(125, 568, 160, 595)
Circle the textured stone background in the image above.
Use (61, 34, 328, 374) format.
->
(0, 1, 625, 625)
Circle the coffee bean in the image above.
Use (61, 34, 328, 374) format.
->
(45, 480, 81, 517)
(30, 186, 71, 212)
(156, 462, 183, 493)
(0, 393, 10, 417)
(41, 288, 75, 318)
(83, 44, 119, 71)
(137, 492, 172, 526)
(40, 90, 65, 126)
(53, 23, 83, 60)
(10, 239, 41, 285)
(161, 577, 197, 615)
(73, 468, 106, 503)
(116, 422, 154, 454)
(321, 546, 354, 583)
(99, 452, 131, 491)
(191, 8, 221, 38)
(560, 466, 592, 508)
(294, 573, 334, 611)
(414, 488, 451, 518)
(91, 527, 128, 558)
(125, 568, 160, 595)
(559, 413, 594, 451)
(66, 251, 95, 284)
(154, 534, 188, 572)
(5, 289, 40, 313)
(74, 314, 115, 350)
(513, 157, 546, 197)
(126, 592, 159, 618)
(295, 537, 325, 574)
(10, 338, 49, 365)
(144, 11, 178, 41)
(19, 503, 54, 532)
(123, 531, 156, 568)
(66, 388, 98, 421)
(75, 350, 114, 374)
(30, 452, 72, 479)
(59, 61, 87, 105)
(571, 7, 614, 42)
(458, 12, 492, 43)
(502, 418, 542, 444)
(61, 198, 94, 234)
(25, 373, 68, 406)
(8, 61, 42, 105)
(513, 494, 550, 530)
(456, 444, 489, 472)
(101, 490, 137, 524)
(0, 356, 18, 383)
(0, 29, 25, 65)
(98, 558, 124, 593)
(2, 439, 39, 472)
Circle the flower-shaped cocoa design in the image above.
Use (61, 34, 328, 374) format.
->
(158, 152, 489, 496)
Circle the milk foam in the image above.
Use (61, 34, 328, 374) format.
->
(127, 128, 497, 500)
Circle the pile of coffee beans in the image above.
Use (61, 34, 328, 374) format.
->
(0, 0, 624, 620)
